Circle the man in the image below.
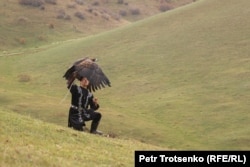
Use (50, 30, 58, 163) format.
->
(68, 77, 102, 135)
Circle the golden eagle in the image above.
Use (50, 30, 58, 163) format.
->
(63, 57, 111, 92)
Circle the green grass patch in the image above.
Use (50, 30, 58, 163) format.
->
(0, 109, 165, 167)
(0, 0, 249, 152)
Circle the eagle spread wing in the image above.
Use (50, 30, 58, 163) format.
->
(63, 57, 111, 92)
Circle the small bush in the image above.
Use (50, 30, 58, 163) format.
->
(93, 11, 99, 16)
(64, 15, 71, 20)
(119, 10, 127, 16)
(15, 38, 26, 45)
(92, 1, 99, 6)
(74, 11, 85, 20)
(117, 0, 124, 4)
(67, 3, 76, 8)
(45, 0, 57, 5)
(37, 35, 47, 41)
(40, 5, 45, 10)
(57, 13, 64, 19)
(17, 17, 29, 24)
(57, 9, 65, 18)
(110, 13, 121, 21)
(75, 0, 84, 5)
(19, 0, 44, 7)
(102, 13, 110, 21)
(18, 74, 31, 82)
(48, 23, 54, 29)
(56, 9, 71, 20)
(159, 4, 173, 12)
(86, 7, 93, 13)
(130, 7, 140, 15)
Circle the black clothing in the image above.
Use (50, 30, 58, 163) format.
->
(69, 84, 99, 110)
(68, 84, 102, 132)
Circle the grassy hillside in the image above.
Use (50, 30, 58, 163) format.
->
(0, 0, 193, 51)
(0, 109, 165, 167)
(0, 0, 249, 153)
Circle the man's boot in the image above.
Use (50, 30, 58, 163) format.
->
(90, 122, 103, 135)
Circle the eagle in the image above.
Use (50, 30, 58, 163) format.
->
(63, 57, 111, 92)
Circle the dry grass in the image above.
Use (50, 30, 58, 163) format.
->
(0, 0, 193, 51)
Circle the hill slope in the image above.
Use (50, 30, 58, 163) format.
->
(0, 0, 249, 151)
(0, 0, 193, 51)
(0, 109, 165, 166)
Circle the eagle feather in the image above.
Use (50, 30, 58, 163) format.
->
(63, 57, 111, 92)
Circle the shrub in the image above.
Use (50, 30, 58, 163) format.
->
(130, 7, 140, 15)
(67, 3, 76, 8)
(92, 1, 99, 6)
(56, 10, 71, 20)
(117, 0, 124, 4)
(37, 35, 47, 41)
(159, 4, 173, 12)
(75, 0, 84, 5)
(17, 16, 29, 24)
(64, 15, 71, 20)
(18, 74, 31, 82)
(15, 38, 26, 45)
(40, 5, 45, 10)
(57, 10, 65, 19)
(57, 13, 65, 19)
(93, 11, 99, 16)
(45, 0, 57, 5)
(86, 7, 93, 13)
(19, 0, 44, 7)
(111, 13, 121, 21)
(48, 23, 54, 29)
(74, 11, 85, 20)
(102, 13, 110, 21)
(119, 10, 127, 16)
